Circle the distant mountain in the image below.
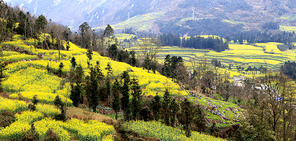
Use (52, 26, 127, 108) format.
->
(4, 0, 296, 36)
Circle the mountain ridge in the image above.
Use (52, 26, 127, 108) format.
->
(4, 0, 296, 35)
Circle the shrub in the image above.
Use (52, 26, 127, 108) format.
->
(0, 111, 15, 128)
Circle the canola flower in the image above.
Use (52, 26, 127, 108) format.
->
(102, 134, 113, 141)
(0, 50, 38, 62)
(4, 60, 72, 75)
(15, 111, 44, 124)
(9, 92, 73, 106)
(3, 34, 189, 98)
(128, 121, 190, 141)
(0, 111, 43, 140)
(0, 97, 60, 116)
(0, 122, 30, 140)
(34, 118, 71, 141)
(2, 51, 22, 56)
(190, 131, 227, 141)
(128, 121, 226, 141)
(3, 67, 62, 93)
(36, 104, 60, 117)
(63, 118, 115, 141)
(2, 54, 38, 62)
(0, 110, 114, 141)
(0, 97, 27, 113)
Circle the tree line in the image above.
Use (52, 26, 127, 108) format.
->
(231, 31, 296, 47)
(160, 33, 229, 52)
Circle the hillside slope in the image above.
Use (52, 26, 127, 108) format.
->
(0, 34, 231, 140)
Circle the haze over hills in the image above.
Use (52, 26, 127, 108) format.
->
(4, 0, 296, 35)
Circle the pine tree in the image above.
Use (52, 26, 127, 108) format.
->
(58, 62, 64, 77)
(195, 104, 207, 132)
(71, 57, 77, 68)
(86, 66, 98, 112)
(75, 64, 84, 85)
(179, 98, 194, 137)
(121, 71, 130, 121)
(35, 14, 47, 31)
(103, 24, 114, 37)
(30, 95, 39, 111)
(108, 44, 118, 60)
(86, 49, 93, 67)
(131, 78, 142, 121)
(68, 64, 84, 105)
(162, 89, 171, 126)
(151, 94, 162, 121)
(54, 95, 63, 106)
(112, 79, 120, 120)
(95, 61, 104, 81)
(32, 95, 39, 105)
(129, 51, 137, 66)
(0, 60, 7, 89)
(105, 62, 113, 106)
(105, 79, 111, 106)
(70, 84, 81, 107)
(163, 54, 171, 77)
(170, 99, 179, 127)
(54, 95, 63, 112)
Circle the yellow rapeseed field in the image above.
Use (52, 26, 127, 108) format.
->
(9, 92, 73, 106)
(3, 67, 62, 93)
(0, 97, 27, 113)
(128, 121, 226, 141)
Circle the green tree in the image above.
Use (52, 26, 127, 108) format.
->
(35, 14, 47, 32)
(54, 95, 63, 113)
(129, 50, 137, 66)
(108, 44, 118, 60)
(95, 61, 104, 81)
(105, 62, 113, 106)
(70, 84, 81, 107)
(79, 22, 91, 49)
(32, 95, 39, 105)
(162, 54, 171, 77)
(30, 95, 39, 111)
(58, 62, 64, 77)
(131, 78, 142, 121)
(16, 11, 27, 39)
(103, 24, 114, 37)
(86, 66, 99, 112)
(194, 104, 207, 132)
(112, 79, 121, 120)
(86, 49, 93, 67)
(0, 60, 7, 89)
(170, 99, 179, 127)
(75, 64, 84, 104)
(179, 98, 194, 137)
(162, 89, 171, 126)
(71, 57, 77, 68)
(121, 71, 130, 121)
(151, 94, 162, 121)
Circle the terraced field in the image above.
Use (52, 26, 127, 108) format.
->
(280, 25, 296, 32)
(121, 34, 295, 78)
(128, 121, 226, 141)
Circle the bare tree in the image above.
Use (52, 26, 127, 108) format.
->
(139, 37, 161, 73)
